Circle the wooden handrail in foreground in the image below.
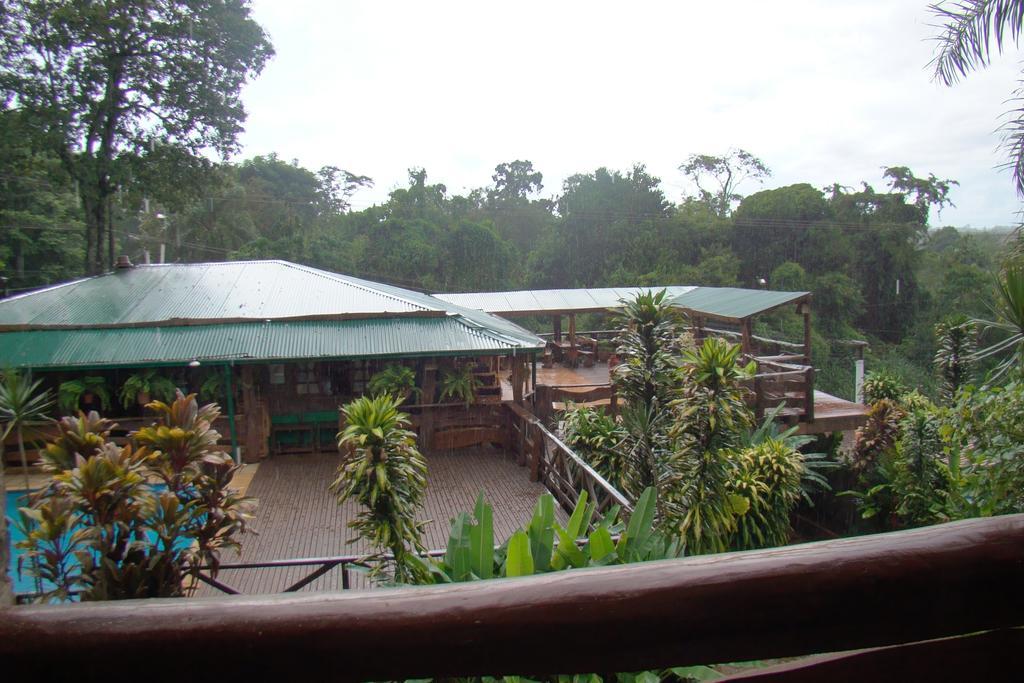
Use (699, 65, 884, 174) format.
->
(2, 515, 1022, 681)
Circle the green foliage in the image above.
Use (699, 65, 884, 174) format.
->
(198, 370, 228, 405)
(730, 438, 804, 550)
(861, 370, 908, 404)
(16, 393, 252, 601)
(438, 365, 481, 406)
(611, 290, 684, 501)
(851, 398, 906, 473)
(118, 369, 178, 410)
(891, 409, 949, 526)
(561, 404, 628, 491)
(414, 487, 681, 584)
(670, 338, 756, 554)
(57, 376, 111, 414)
(331, 394, 428, 583)
(367, 365, 420, 401)
(0, 0, 274, 273)
(941, 371, 1024, 517)
(934, 316, 976, 402)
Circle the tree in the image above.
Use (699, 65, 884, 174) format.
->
(0, 0, 274, 274)
(930, 0, 1024, 196)
(488, 160, 543, 203)
(679, 149, 771, 217)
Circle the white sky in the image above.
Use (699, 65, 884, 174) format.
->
(238, 0, 1023, 228)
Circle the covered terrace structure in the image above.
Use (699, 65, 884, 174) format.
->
(438, 285, 865, 434)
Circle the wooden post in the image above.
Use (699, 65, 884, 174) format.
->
(804, 366, 815, 422)
(741, 319, 753, 355)
(240, 365, 263, 463)
(511, 357, 524, 404)
(568, 314, 577, 366)
(529, 425, 543, 482)
(552, 316, 562, 343)
(799, 301, 812, 365)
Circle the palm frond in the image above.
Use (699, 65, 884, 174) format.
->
(929, 0, 1024, 86)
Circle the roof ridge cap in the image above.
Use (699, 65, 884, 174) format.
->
(280, 261, 440, 314)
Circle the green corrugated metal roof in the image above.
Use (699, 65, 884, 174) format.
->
(0, 261, 443, 328)
(0, 318, 542, 370)
(0, 261, 544, 369)
(435, 286, 697, 314)
(670, 287, 810, 321)
(436, 285, 809, 321)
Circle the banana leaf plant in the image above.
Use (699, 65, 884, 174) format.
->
(412, 487, 681, 584)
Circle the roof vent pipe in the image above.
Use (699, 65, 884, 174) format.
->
(115, 255, 134, 270)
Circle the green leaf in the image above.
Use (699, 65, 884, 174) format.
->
(553, 526, 588, 568)
(444, 513, 473, 581)
(588, 525, 615, 562)
(618, 486, 656, 560)
(727, 493, 750, 516)
(670, 665, 723, 681)
(468, 493, 494, 580)
(527, 494, 555, 572)
(505, 530, 535, 577)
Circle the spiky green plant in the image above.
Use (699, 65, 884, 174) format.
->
(970, 261, 1024, 381)
(331, 394, 428, 583)
(0, 371, 54, 603)
(935, 316, 976, 403)
(612, 289, 681, 412)
(610, 290, 684, 507)
(0, 371, 54, 495)
(731, 438, 805, 550)
(669, 338, 756, 554)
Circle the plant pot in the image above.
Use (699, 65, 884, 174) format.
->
(81, 391, 96, 408)
(136, 390, 151, 406)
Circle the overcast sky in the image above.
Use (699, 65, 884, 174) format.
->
(238, 0, 1022, 228)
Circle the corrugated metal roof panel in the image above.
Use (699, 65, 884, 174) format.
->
(435, 286, 697, 313)
(0, 317, 544, 370)
(0, 261, 439, 327)
(670, 287, 810, 321)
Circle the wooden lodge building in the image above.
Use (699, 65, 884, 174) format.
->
(0, 259, 546, 463)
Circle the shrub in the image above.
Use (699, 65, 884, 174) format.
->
(331, 394, 428, 583)
(15, 393, 252, 601)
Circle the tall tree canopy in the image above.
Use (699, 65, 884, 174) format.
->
(0, 0, 274, 274)
(679, 149, 771, 217)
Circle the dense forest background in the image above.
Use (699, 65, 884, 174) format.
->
(0, 109, 1012, 400)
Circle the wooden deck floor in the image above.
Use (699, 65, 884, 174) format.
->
(198, 448, 560, 595)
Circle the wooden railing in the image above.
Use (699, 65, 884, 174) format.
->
(751, 358, 815, 423)
(5, 515, 1022, 680)
(505, 401, 632, 521)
